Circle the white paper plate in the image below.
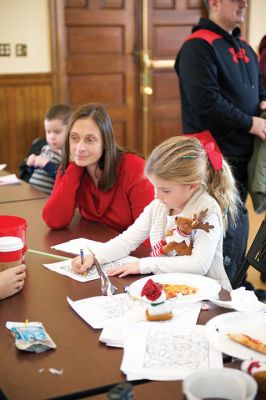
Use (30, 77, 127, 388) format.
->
(127, 273, 221, 304)
(206, 311, 266, 361)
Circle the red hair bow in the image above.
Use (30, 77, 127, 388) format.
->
(186, 130, 223, 171)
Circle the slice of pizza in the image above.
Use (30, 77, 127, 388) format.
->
(157, 283, 198, 299)
(227, 333, 266, 355)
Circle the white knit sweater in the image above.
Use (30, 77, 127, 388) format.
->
(93, 188, 232, 291)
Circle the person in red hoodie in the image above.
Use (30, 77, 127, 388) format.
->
(42, 103, 154, 235)
(259, 35, 266, 88)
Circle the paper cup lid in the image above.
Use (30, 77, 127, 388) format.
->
(0, 236, 24, 252)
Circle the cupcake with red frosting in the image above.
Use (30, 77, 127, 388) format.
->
(141, 279, 173, 321)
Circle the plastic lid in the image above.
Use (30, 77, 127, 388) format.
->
(0, 236, 24, 252)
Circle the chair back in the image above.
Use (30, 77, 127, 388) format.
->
(232, 220, 266, 289)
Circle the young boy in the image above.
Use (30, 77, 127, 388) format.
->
(24, 104, 71, 194)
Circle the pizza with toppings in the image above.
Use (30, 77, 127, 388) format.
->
(227, 333, 266, 355)
(157, 283, 198, 299)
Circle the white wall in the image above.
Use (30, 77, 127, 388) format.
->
(0, 0, 265, 74)
(0, 0, 51, 73)
(248, 0, 266, 53)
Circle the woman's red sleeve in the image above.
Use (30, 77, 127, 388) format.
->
(42, 162, 84, 229)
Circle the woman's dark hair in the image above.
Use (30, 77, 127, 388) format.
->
(61, 103, 129, 191)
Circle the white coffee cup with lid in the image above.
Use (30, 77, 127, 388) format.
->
(183, 368, 258, 400)
(0, 236, 24, 271)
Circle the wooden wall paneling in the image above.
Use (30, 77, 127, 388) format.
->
(0, 87, 12, 171)
(0, 74, 53, 174)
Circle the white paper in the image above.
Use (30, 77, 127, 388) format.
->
(67, 293, 146, 329)
(0, 174, 20, 185)
(121, 324, 222, 381)
(0, 164, 7, 171)
(210, 287, 266, 312)
(100, 302, 202, 348)
(43, 255, 139, 282)
(51, 238, 104, 255)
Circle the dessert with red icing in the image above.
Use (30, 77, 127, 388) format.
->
(141, 279, 173, 321)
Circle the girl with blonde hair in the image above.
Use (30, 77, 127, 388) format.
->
(72, 133, 240, 290)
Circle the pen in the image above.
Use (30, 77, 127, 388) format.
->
(80, 249, 84, 265)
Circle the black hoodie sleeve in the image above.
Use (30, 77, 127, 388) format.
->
(176, 39, 253, 131)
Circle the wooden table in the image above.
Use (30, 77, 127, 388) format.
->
(0, 191, 264, 400)
(0, 249, 234, 400)
(0, 199, 149, 260)
(0, 171, 47, 203)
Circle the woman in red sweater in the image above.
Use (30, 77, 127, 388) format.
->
(42, 103, 154, 233)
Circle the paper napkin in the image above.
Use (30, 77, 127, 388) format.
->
(210, 287, 266, 312)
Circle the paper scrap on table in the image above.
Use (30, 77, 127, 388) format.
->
(43, 255, 138, 282)
(49, 368, 64, 375)
(100, 302, 202, 348)
(0, 174, 20, 185)
(0, 163, 7, 171)
(121, 324, 222, 381)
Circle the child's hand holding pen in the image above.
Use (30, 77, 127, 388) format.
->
(71, 249, 94, 274)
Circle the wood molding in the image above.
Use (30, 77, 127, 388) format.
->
(0, 73, 52, 86)
(49, 0, 68, 103)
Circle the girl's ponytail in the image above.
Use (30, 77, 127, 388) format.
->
(205, 158, 240, 230)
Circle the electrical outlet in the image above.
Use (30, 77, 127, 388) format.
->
(0, 43, 11, 56)
(16, 44, 27, 57)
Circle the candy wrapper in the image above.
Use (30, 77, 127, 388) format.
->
(242, 360, 266, 392)
(6, 321, 56, 353)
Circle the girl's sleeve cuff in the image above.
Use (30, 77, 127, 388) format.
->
(139, 259, 153, 274)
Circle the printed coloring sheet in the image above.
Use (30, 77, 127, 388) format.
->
(45, 236, 138, 282)
(43, 255, 138, 283)
(121, 324, 222, 380)
(67, 293, 146, 329)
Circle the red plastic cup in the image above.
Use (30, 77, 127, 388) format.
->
(0, 216, 27, 271)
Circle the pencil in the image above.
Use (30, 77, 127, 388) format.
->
(80, 249, 84, 265)
(27, 249, 70, 260)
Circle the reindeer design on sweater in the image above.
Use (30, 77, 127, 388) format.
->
(150, 209, 214, 257)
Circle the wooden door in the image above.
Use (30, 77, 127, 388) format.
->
(51, 0, 139, 150)
(50, 0, 206, 155)
(144, 0, 204, 154)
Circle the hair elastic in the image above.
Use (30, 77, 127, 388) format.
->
(181, 155, 197, 159)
